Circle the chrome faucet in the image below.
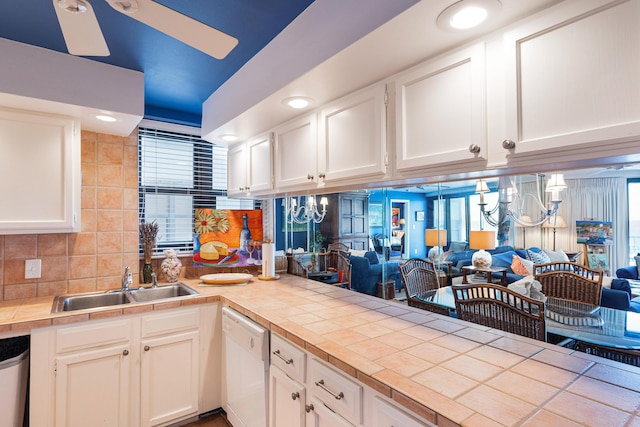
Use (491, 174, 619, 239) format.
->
(122, 266, 132, 291)
(151, 272, 158, 288)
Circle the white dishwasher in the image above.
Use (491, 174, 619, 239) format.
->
(222, 306, 270, 427)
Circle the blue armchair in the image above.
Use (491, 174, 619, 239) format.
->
(350, 251, 402, 296)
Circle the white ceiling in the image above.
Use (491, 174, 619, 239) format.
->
(203, 0, 565, 145)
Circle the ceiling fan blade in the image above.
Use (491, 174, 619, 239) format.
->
(53, 0, 110, 56)
(106, 0, 238, 60)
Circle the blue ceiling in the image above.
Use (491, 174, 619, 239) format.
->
(0, 0, 315, 126)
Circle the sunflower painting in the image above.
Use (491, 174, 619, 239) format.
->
(193, 208, 263, 267)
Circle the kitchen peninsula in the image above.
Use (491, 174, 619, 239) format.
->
(2, 275, 640, 426)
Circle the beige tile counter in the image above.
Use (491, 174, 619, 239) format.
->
(2, 275, 640, 426)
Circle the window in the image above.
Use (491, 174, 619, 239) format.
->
(138, 126, 254, 254)
(629, 179, 640, 263)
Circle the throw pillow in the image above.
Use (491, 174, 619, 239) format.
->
(442, 250, 454, 261)
(543, 248, 570, 262)
(511, 255, 533, 275)
(527, 249, 551, 265)
(364, 251, 379, 265)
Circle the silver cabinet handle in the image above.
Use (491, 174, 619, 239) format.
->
(305, 404, 314, 413)
(315, 379, 344, 400)
(272, 349, 293, 364)
(291, 392, 300, 400)
(144, 345, 150, 351)
(122, 349, 129, 356)
(468, 144, 481, 154)
(502, 139, 516, 149)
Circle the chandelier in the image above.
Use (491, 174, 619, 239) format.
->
(476, 173, 566, 227)
(285, 195, 328, 224)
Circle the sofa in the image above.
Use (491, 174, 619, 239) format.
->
(350, 251, 402, 296)
(616, 265, 639, 281)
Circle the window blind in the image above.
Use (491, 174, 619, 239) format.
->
(138, 126, 255, 255)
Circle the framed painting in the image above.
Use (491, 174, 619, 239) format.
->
(415, 211, 425, 222)
(369, 203, 383, 227)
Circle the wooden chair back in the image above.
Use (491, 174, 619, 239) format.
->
(453, 283, 546, 341)
(327, 242, 350, 254)
(533, 262, 602, 306)
(287, 255, 308, 278)
(398, 258, 450, 315)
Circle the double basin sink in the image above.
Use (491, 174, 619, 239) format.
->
(51, 283, 199, 313)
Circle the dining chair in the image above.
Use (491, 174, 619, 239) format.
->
(327, 242, 350, 254)
(287, 255, 308, 278)
(453, 283, 546, 341)
(399, 258, 450, 316)
(533, 262, 603, 306)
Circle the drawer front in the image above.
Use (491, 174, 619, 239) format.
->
(56, 318, 132, 353)
(270, 333, 306, 382)
(308, 358, 362, 425)
(141, 307, 200, 338)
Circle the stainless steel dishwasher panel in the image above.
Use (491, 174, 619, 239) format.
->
(222, 306, 269, 427)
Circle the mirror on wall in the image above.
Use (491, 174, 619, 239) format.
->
(274, 163, 640, 271)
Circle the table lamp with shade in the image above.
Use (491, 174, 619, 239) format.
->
(542, 215, 567, 251)
(469, 230, 496, 268)
(425, 229, 447, 262)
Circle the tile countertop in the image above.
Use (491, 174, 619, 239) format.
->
(2, 275, 640, 426)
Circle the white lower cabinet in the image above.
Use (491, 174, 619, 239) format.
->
(368, 396, 429, 427)
(270, 365, 306, 427)
(305, 397, 355, 427)
(30, 306, 216, 427)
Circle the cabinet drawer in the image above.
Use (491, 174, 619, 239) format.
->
(56, 318, 132, 353)
(141, 308, 200, 338)
(271, 333, 306, 383)
(308, 358, 362, 425)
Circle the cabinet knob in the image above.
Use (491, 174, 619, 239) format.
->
(502, 139, 516, 150)
(468, 144, 481, 154)
(305, 404, 314, 413)
(307, 174, 314, 180)
(122, 349, 129, 356)
(318, 173, 326, 179)
(144, 345, 150, 351)
(291, 392, 300, 400)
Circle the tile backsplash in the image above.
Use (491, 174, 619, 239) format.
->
(0, 130, 140, 301)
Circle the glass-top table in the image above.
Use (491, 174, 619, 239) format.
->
(415, 286, 640, 350)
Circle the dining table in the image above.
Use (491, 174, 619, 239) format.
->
(415, 286, 640, 357)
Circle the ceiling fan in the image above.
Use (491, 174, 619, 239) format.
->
(53, 0, 238, 59)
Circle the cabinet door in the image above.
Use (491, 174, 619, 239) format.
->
(502, 0, 640, 163)
(270, 366, 306, 427)
(395, 43, 486, 173)
(227, 142, 247, 196)
(370, 396, 429, 427)
(306, 397, 355, 427)
(247, 133, 273, 193)
(55, 344, 131, 427)
(274, 114, 318, 190)
(140, 330, 199, 427)
(0, 108, 81, 234)
(319, 85, 387, 183)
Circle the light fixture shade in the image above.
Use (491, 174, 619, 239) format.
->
(542, 215, 567, 229)
(425, 229, 447, 246)
(475, 179, 489, 193)
(469, 230, 496, 250)
(545, 173, 567, 191)
(398, 218, 406, 225)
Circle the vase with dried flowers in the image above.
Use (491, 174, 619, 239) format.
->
(140, 221, 159, 283)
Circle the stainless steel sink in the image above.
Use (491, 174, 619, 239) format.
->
(129, 283, 199, 303)
(51, 283, 199, 313)
(52, 291, 133, 313)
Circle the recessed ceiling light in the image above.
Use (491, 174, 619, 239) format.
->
(282, 96, 313, 110)
(437, 0, 501, 32)
(219, 134, 238, 142)
(96, 115, 117, 122)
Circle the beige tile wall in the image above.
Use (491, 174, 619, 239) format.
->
(0, 130, 140, 301)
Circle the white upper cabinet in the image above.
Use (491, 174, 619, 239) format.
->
(227, 133, 273, 197)
(0, 108, 81, 234)
(501, 0, 640, 163)
(318, 84, 387, 184)
(274, 113, 318, 190)
(394, 43, 487, 174)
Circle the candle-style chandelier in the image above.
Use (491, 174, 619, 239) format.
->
(476, 173, 566, 228)
(285, 195, 328, 224)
